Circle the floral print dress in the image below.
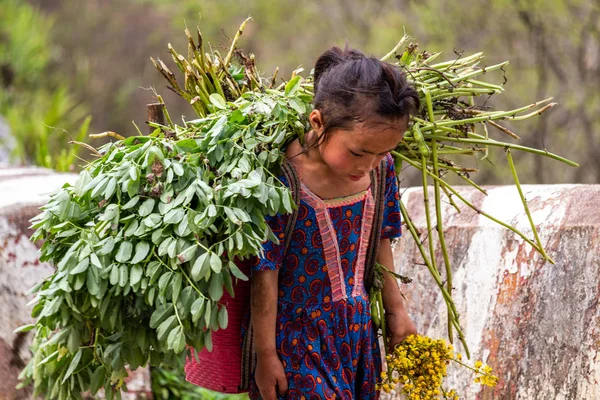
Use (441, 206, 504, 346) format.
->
(248, 154, 402, 400)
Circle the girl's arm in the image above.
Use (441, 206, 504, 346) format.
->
(251, 269, 288, 400)
(378, 238, 417, 349)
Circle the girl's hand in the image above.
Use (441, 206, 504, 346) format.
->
(255, 351, 288, 400)
(386, 308, 417, 351)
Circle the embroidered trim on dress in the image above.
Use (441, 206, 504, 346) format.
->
(352, 189, 375, 297)
(321, 190, 368, 208)
(300, 183, 347, 302)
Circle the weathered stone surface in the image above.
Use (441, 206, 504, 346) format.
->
(386, 184, 600, 400)
(0, 168, 152, 400)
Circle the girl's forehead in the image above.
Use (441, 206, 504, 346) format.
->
(339, 123, 404, 152)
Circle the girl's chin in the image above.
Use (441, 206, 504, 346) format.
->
(348, 174, 366, 182)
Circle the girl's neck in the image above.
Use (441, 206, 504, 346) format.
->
(285, 132, 371, 199)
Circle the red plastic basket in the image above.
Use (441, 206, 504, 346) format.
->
(185, 260, 252, 393)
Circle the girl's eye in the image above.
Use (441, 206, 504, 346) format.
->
(350, 151, 363, 157)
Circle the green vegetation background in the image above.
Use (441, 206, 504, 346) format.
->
(2, 0, 598, 398)
(3, 0, 598, 184)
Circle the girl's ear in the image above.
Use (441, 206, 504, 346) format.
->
(309, 110, 325, 135)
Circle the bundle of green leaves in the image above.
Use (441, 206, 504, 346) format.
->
(18, 84, 310, 399)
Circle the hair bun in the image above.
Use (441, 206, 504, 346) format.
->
(314, 46, 365, 95)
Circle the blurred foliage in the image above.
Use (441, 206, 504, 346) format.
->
(151, 366, 248, 400)
(25, 0, 597, 184)
(0, 0, 90, 171)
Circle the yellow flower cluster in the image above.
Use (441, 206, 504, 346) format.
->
(377, 335, 499, 400)
(472, 361, 499, 387)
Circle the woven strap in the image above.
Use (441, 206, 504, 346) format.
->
(363, 157, 388, 292)
(239, 160, 301, 391)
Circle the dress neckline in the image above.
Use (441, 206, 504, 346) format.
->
(283, 159, 371, 203)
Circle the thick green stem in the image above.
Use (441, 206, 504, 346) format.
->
(394, 151, 551, 260)
(223, 17, 252, 69)
(433, 141, 454, 342)
(506, 150, 553, 262)
(399, 201, 469, 357)
(423, 134, 578, 167)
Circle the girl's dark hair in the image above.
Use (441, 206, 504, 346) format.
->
(313, 45, 420, 135)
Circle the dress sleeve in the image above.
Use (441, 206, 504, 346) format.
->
(380, 153, 402, 239)
(250, 212, 290, 272)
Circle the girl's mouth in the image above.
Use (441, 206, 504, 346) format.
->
(348, 175, 365, 181)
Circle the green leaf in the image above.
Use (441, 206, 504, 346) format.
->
(70, 257, 89, 275)
(119, 264, 129, 287)
(209, 93, 227, 110)
(115, 241, 133, 263)
(90, 366, 104, 395)
(218, 306, 228, 329)
(157, 315, 177, 341)
(285, 76, 302, 97)
(204, 301, 212, 327)
(130, 264, 143, 287)
(172, 327, 186, 353)
(167, 239, 178, 259)
(223, 207, 241, 225)
(139, 198, 155, 217)
(281, 190, 293, 213)
(233, 208, 251, 223)
(177, 244, 198, 264)
(235, 231, 244, 251)
(167, 325, 184, 353)
(13, 324, 35, 333)
(86, 267, 100, 296)
(97, 237, 116, 256)
(109, 264, 119, 285)
(205, 331, 213, 352)
(209, 253, 222, 273)
(146, 261, 161, 282)
(223, 267, 234, 298)
(191, 297, 205, 323)
(191, 253, 209, 281)
(207, 204, 217, 218)
(158, 237, 173, 257)
(175, 216, 191, 237)
(90, 253, 103, 269)
(171, 273, 183, 303)
(131, 241, 150, 264)
(143, 213, 162, 228)
(100, 204, 119, 222)
(208, 272, 223, 301)
(122, 196, 140, 210)
(177, 287, 195, 319)
(268, 187, 280, 211)
(124, 220, 139, 237)
(104, 177, 117, 199)
(228, 261, 249, 281)
(150, 304, 172, 329)
(172, 162, 184, 177)
(62, 349, 83, 383)
(158, 271, 172, 292)
(164, 208, 185, 225)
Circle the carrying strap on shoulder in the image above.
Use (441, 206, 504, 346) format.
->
(363, 156, 388, 292)
(239, 159, 301, 391)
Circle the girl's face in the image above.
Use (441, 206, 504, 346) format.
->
(313, 113, 407, 182)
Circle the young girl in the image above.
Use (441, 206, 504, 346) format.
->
(249, 46, 420, 400)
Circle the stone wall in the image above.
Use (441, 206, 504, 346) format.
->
(389, 184, 600, 400)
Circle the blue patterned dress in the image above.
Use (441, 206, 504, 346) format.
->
(248, 154, 402, 400)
